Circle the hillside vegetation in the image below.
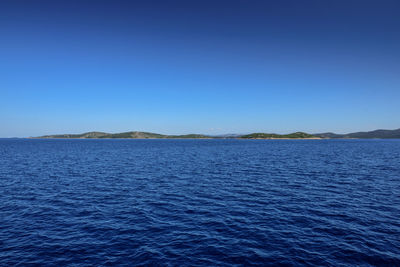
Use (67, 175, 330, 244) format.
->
(314, 128, 400, 139)
(37, 131, 211, 139)
(240, 132, 317, 139)
(35, 128, 400, 139)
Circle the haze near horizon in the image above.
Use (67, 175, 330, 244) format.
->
(1, 0, 399, 137)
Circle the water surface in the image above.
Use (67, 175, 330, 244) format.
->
(1, 139, 399, 266)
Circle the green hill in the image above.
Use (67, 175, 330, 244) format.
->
(36, 131, 211, 139)
(36, 131, 319, 139)
(314, 128, 400, 139)
(36, 129, 400, 139)
(240, 132, 317, 139)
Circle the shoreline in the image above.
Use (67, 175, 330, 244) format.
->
(240, 137, 322, 140)
(6, 137, 400, 140)
(30, 137, 322, 140)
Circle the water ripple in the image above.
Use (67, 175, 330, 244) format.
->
(1, 139, 400, 266)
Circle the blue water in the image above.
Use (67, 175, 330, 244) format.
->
(1, 139, 399, 266)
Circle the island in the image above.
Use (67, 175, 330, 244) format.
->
(34, 131, 320, 139)
(240, 132, 319, 139)
(35, 131, 212, 139)
(32, 128, 400, 139)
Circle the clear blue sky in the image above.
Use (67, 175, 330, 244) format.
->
(1, 0, 399, 137)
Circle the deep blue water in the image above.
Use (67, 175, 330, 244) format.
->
(1, 139, 399, 266)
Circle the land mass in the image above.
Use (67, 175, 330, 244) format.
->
(32, 128, 400, 139)
(35, 131, 318, 139)
(35, 131, 211, 139)
(313, 128, 400, 139)
(240, 132, 317, 139)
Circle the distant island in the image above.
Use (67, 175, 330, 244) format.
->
(240, 132, 318, 139)
(34, 131, 211, 139)
(314, 128, 400, 139)
(34, 131, 319, 139)
(33, 128, 400, 139)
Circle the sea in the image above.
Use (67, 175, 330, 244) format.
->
(1, 139, 399, 266)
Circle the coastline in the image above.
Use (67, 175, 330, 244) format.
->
(240, 137, 322, 140)
(30, 137, 322, 140)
